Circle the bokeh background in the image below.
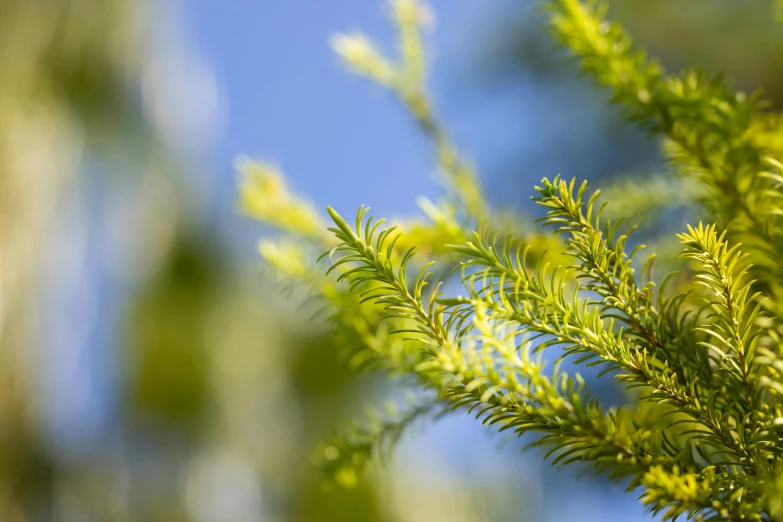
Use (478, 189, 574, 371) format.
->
(2, 0, 781, 520)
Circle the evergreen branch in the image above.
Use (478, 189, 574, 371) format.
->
(542, 0, 663, 127)
(754, 159, 783, 290)
(543, 0, 783, 287)
(534, 176, 660, 348)
(240, 1, 783, 519)
(533, 176, 717, 393)
(543, 0, 757, 157)
(238, 157, 484, 264)
(447, 212, 753, 468)
(598, 174, 700, 228)
(237, 157, 326, 240)
(324, 205, 676, 486)
(255, 236, 431, 379)
(332, 0, 488, 221)
(678, 224, 764, 422)
(640, 466, 763, 521)
(313, 394, 443, 488)
(323, 205, 449, 349)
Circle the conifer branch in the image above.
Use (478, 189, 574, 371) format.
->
(446, 220, 751, 470)
(313, 395, 444, 488)
(543, 0, 783, 293)
(678, 224, 763, 423)
(332, 0, 487, 222)
(533, 176, 717, 396)
(240, 1, 783, 518)
(323, 206, 678, 487)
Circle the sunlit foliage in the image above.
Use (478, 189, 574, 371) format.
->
(243, 0, 783, 519)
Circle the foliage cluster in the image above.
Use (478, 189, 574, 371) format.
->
(241, 0, 783, 519)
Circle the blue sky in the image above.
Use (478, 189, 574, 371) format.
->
(183, 0, 544, 220)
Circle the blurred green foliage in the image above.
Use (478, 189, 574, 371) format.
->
(2, 0, 783, 521)
(126, 237, 218, 430)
